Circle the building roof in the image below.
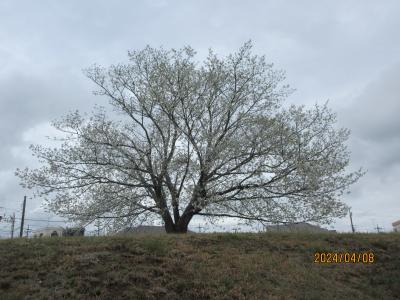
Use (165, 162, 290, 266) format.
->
(118, 225, 194, 235)
(392, 220, 400, 227)
(265, 222, 330, 232)
(122, 225, 166, 234)
(32, 226, 64, 233)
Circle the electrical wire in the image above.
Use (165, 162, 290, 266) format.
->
(14, 218, 69, 223)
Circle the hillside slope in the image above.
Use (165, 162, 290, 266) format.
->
(0, 232, 399, 299)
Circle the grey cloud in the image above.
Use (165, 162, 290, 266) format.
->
(331, 64, 400, 232)
(344, 65, 400, 141)
(0, 69, 98, 169)
(338, 64, 400, 172)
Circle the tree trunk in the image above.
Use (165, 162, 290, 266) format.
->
(163, 221, 189, 233)
(163, 212, 193, 233)
(162, 209, 177, 233)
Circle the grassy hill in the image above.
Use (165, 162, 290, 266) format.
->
(0, 232, 399, 299)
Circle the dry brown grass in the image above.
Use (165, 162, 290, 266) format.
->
(0, 232, 399, 299)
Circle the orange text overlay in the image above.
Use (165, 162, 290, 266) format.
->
(314, 252, 375, 264)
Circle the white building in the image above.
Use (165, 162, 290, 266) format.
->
(392, 220, 400, 232)
(265, 222, 332, 233)
(32, 226, 64, 237)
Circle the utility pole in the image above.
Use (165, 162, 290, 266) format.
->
(10, 213, 15, 239)
(197, 224, 204, 233)
(349, 208, 355, 233)
(95, 219, 101, 236)
(25, 225, 31, 237)
(375, 225, 383, 233)
(19, 196, 27, 238)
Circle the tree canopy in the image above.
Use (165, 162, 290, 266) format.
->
(16, 42, 363, 233)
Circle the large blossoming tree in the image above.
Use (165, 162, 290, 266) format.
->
(16, 42, 363, 233)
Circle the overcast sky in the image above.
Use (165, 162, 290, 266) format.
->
(1, 0, 399, 236)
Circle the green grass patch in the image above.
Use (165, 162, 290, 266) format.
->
(0, 232, 399, 299)
(140, 237, 169, 256)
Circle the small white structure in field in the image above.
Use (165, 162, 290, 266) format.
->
(32, 226, 64, 237)
(392, 220, 400, 232)
(265, 222, 332, 233)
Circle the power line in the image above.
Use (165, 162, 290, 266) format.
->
(21, 224, 57, 229)
(14, 218, 68, 223)
(0, 206, 21, 211)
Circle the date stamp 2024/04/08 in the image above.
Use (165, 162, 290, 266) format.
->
(314, 252, 375, 264)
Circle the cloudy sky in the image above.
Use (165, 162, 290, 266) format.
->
(1, 0, 399, 236)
